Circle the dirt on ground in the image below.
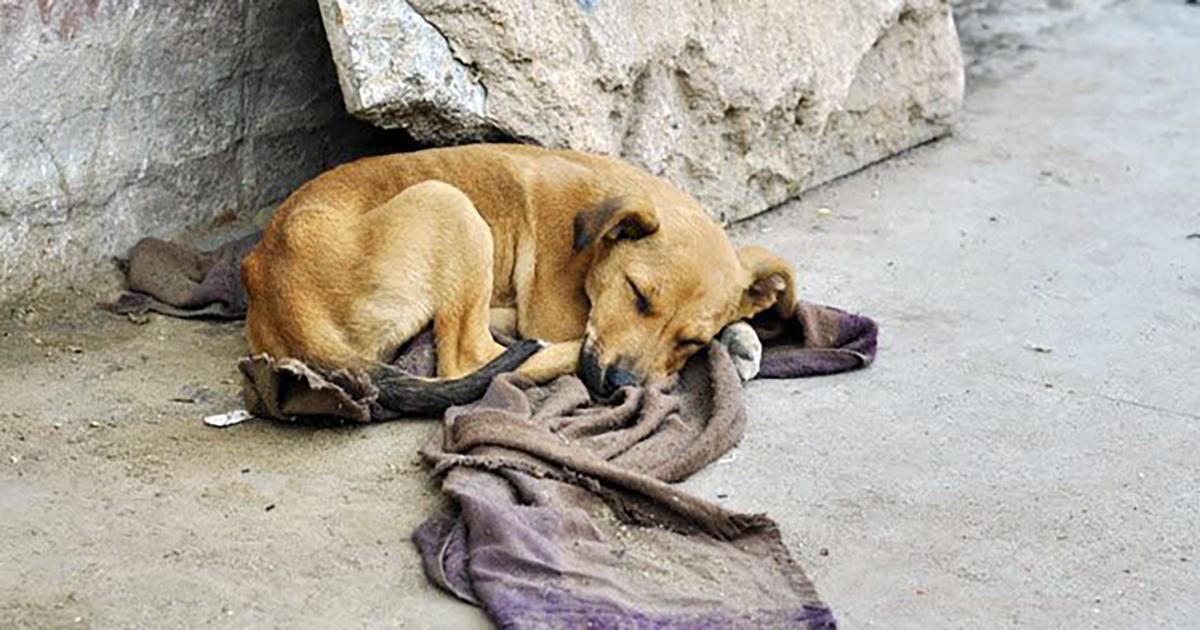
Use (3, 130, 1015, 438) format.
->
(0, 294, 491, 628)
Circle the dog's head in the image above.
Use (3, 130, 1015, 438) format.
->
(574, 195, 796, 395)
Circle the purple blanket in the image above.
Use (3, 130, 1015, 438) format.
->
(410, 302, 874, 629)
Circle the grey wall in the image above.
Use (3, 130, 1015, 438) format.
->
(0, 0, 406, 304)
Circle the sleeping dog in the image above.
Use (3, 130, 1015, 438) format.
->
(240, 144, 795, 413)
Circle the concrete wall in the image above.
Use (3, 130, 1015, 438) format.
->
(0, 0, 405, 304)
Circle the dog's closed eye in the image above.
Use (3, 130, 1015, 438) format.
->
(627, 276, 651, 315)
(677, 338, 706, 349)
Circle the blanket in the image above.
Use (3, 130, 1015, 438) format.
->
(107, 233, 877, 629)
(102, 233, 260, 319)
(413, 343, 841, 629)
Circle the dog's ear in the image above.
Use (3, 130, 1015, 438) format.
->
(573, 196, 660, 252)
(737, 246, 797, 319)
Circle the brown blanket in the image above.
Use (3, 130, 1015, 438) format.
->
(413, 344, 839, 629)
(108, 234, 877, 628)
(102, 233, 260, 319)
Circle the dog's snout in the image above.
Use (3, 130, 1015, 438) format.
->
(579, 343, 639, 396)
(604, 367, 637, 392)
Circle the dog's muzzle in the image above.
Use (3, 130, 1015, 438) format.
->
(579, 341, 637, 397)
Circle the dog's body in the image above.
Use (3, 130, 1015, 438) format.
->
(242, 144, 795, 407)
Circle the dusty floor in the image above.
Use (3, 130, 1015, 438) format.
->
(2, 1, 1198, 628)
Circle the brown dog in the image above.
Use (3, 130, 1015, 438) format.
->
(241, 144, 795, 410)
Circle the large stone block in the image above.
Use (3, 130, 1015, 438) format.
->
(319, 0, 965, 222)
(0, 0, 397, 304)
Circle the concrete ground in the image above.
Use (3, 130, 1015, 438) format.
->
(2, 1, 1197, 627)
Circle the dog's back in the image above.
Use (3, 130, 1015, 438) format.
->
(242, 180, 540, 415)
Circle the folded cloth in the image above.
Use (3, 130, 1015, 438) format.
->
(238, 329, 439, 424)
(750, 302, 877, 377)
(101, 232, 261, 319)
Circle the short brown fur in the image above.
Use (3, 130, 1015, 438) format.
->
(242, 144, 797, 396)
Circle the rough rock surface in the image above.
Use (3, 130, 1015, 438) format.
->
(319, 0, 965, 222)
(0, 1, 402, 304)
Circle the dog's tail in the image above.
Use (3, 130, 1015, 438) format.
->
(371, 339, 542, 415)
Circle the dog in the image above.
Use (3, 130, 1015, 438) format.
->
(240, 144, 795, 412)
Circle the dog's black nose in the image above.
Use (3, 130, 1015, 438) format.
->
(604, 368, 637, 392)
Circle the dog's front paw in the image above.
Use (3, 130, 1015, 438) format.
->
(718, 321, 762, 382)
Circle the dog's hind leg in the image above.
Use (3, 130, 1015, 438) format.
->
(360, 181, 542, 414)
(436, 289, 509, 378)
(359, 181, 516, 379)
(412, 183, 513, 379)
